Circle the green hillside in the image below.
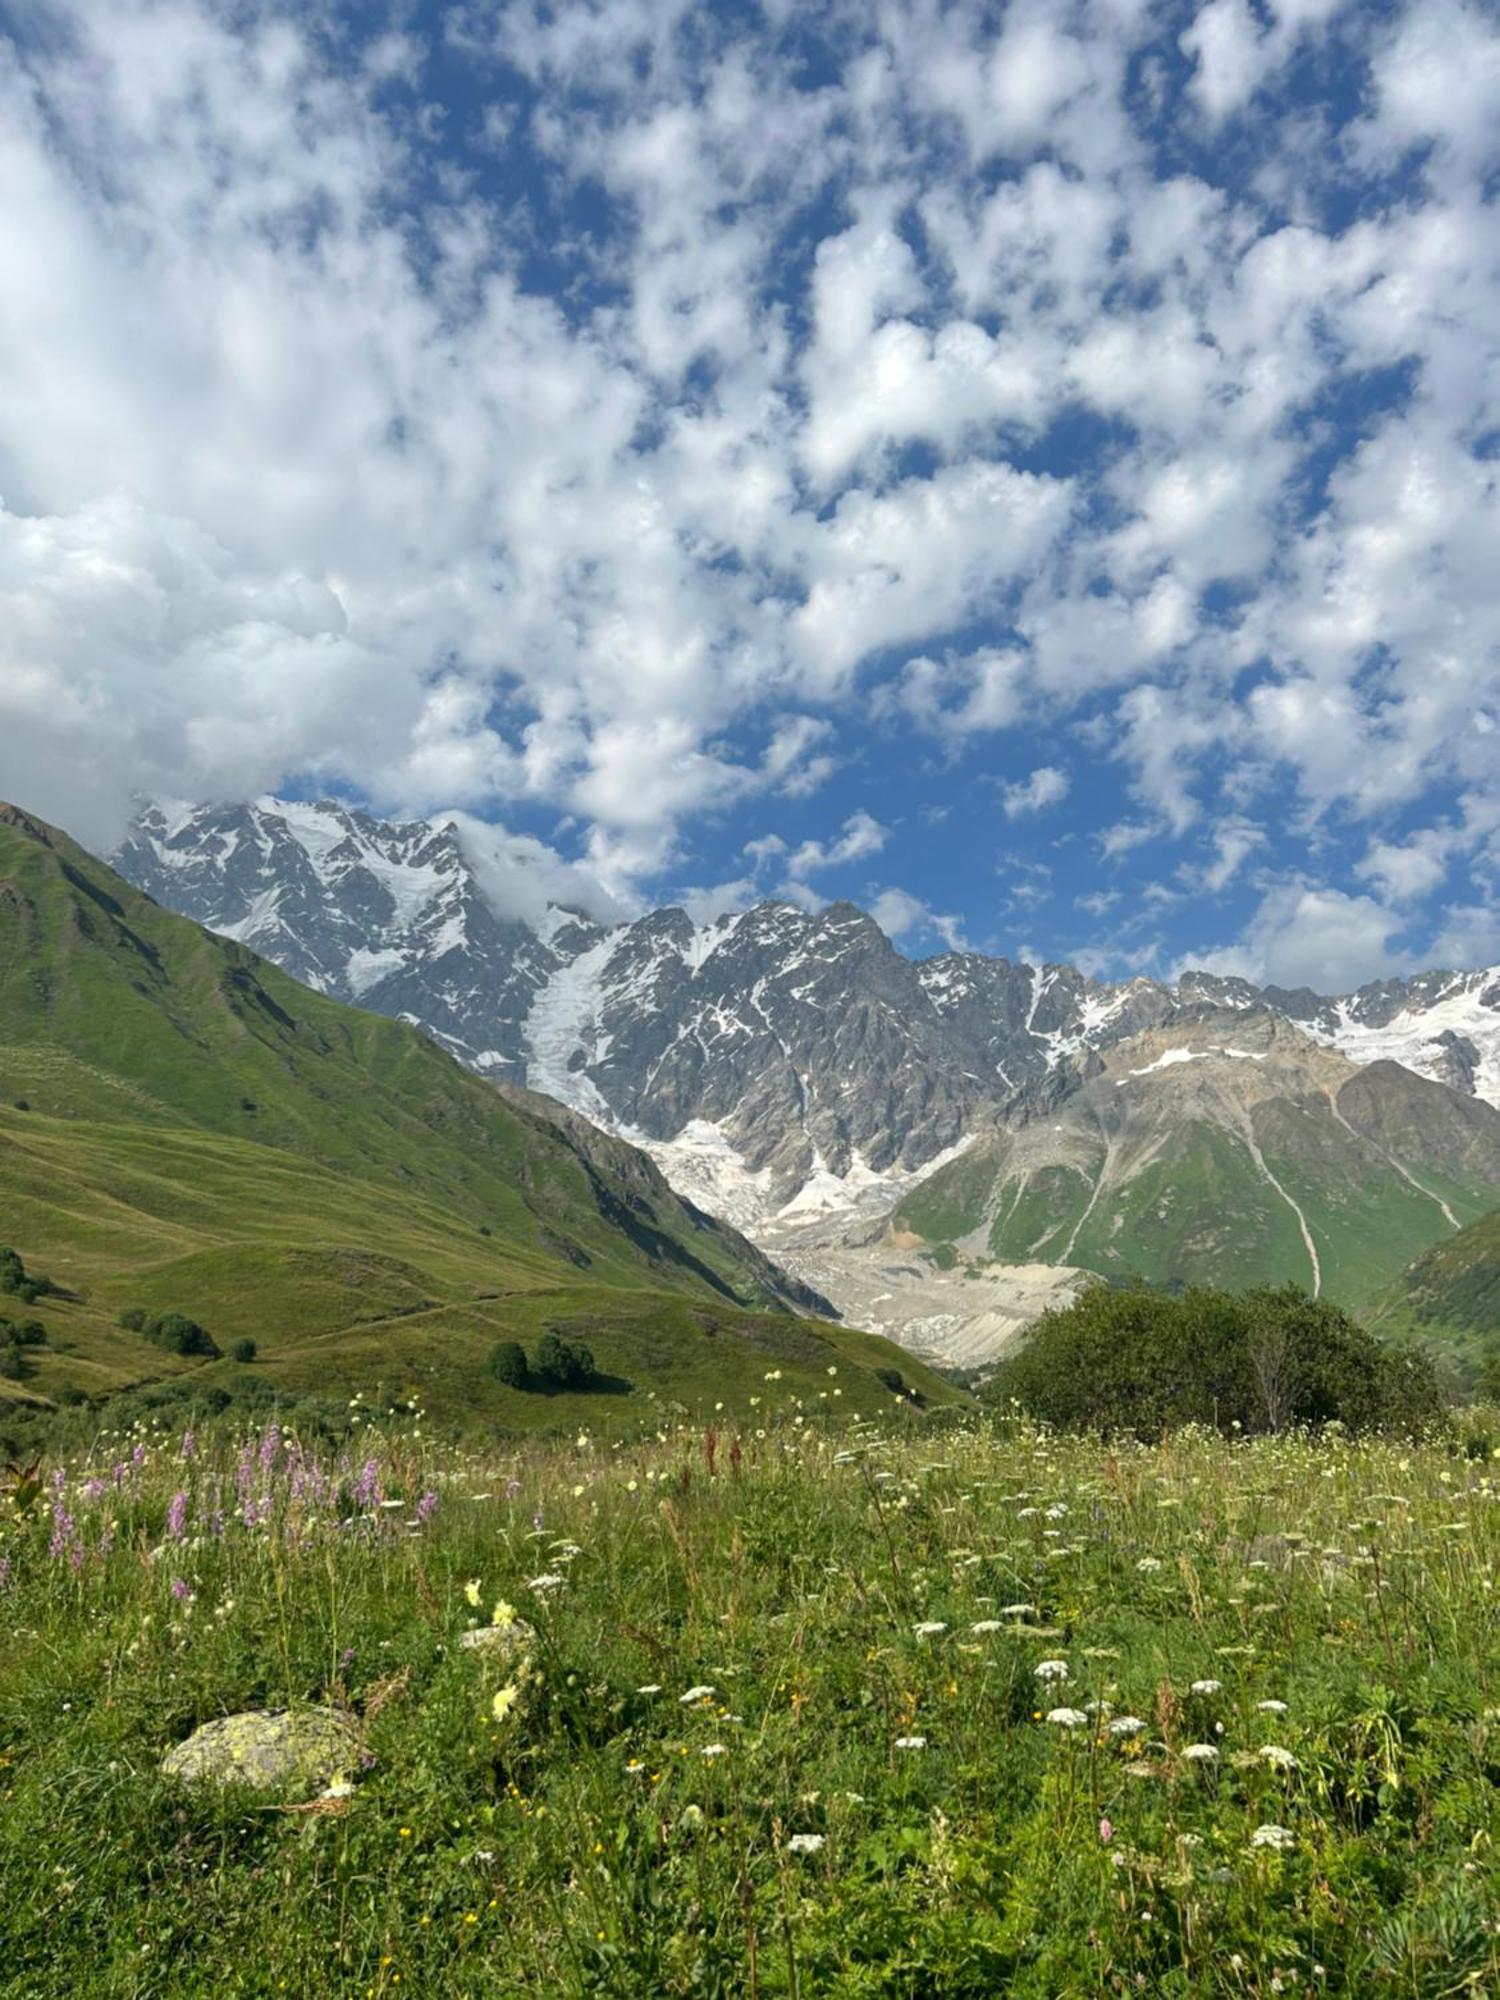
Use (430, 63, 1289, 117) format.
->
(894, 1030, 1500, 1309)
(1366, 1206, 1500, 1376)
(0, 805, 959, 1429)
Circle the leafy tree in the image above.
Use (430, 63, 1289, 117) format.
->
(488, 1340, 529, 1389)
(228, 1337, 257, 1364)
(118, 1307, 147, 1332)
(0, 1317, 46, 1347)
(0, 1247, 46, 1306)
(985, 1283, 1441, 1438)
(0, 1344, 23, 1381)
(532, 1332, 597, 1390)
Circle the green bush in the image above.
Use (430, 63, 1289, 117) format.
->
(532, 1331, 597, 1391)
(985, 1282, 1442, 1438)
(0, 1317, 47, 1347)
(0, 1246, 46, 1306)
(0, 1343, 25, 1380)
(228, 1337, 257, 1364)
(488, 1340, 528, 1388)
(117, 1308, 220, 1359)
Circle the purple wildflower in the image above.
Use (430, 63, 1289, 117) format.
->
(179, 1429, 196, 1462)
(166, 1490, 188, 1541)
(354, 1459, 381, 1509)
(258, 1423, 281, 1475)
(170, 1576, 190, 1602)
(415, 1491, 439, 1524)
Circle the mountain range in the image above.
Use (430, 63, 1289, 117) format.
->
(120, 799, 1500, 1232)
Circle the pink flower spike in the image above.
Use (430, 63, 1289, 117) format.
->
(1098, 1818, 1113, 1843)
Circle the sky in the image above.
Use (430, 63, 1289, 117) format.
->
(1, 0, 1498, 992)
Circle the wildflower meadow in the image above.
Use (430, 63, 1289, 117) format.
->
(3, 1404, 1499, 1996)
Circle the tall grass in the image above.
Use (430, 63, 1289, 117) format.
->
(3, 1404, 1499, 1995)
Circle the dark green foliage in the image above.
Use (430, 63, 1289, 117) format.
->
(532, 1330, 597, 1390)
(985, 1282, 1443, 1437)
(120, 1308, 220, 1359)
(0, 1245, 46, 1306)
(874, 1364, 906, 1394)
(227, 1337, 257, 1364)
(0, 1316, 46, 1346)
(0, 1345, 23, 1380)
(488, 1339, 528, 1388)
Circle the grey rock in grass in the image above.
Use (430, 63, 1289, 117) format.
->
(161, 1707, 362, 1796)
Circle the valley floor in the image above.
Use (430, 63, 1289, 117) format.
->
(3, 1411, 1499, 1996)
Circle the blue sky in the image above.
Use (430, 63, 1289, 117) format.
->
(1, 0, 1498, 990)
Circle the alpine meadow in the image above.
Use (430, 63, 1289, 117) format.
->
(5, 1, 1500, 1995)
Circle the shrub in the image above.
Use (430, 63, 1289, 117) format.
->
(0, 1247, 45, 1306)
(0, 1318, 47, 1347)
(228, 1337, 257, 1364)
(0, 1344, 24, 1380)
(532, 1332, 597, 1391)
(984, 1282, 1442, 1438)
(119, 1309, 220, 1359)
(874, 1365, 906, 1394)
(488, 1340, 529, 1389)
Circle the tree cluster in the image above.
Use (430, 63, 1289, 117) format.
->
(488, 1331, 601, 1393)
(0, 1246, 51, 1307)
(984, 1283, 1442, 1438)
(118, 1306, 221, 1360)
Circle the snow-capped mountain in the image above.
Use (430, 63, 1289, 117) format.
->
(117, 796, 1500, 1232)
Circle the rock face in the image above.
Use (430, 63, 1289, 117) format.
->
(117, 796, 1500, 1230)
(161, 1707, 362, 1796)
(890, 1015, 1500, 1307)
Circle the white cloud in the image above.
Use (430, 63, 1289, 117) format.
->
(1002, 766, 1070, 819)
(786, 810, 889, 878)
(869, 885, 968, 952)
(1185, 882, 1409, 993)
(1180, 1, 1270, 122)
(0, 0, 1493, 971)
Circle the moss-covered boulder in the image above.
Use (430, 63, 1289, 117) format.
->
(161, 1707, 362, 1797)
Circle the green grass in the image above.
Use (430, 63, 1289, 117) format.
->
(3, 1411, 1499, 1995)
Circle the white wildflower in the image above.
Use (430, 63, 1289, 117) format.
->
(1259, 1744, 1298, 1770)
(1251, 1823, 1295, 1850)
(700, 1743, 729, 1759)
(679, 1685, 716, 1704)
(1190, 1679, 1222, 1695)
(913, 1621, 948, 1637)
(970, 1620, 1003, 1634)
(1256, 1699, 1288, 1714)
(1182, 1743, 1219, 1762)
(1108, 1716, 1147, 1735)
(1046, 1707, 1089, 1728)
(893, 1735, 927, 1751)
(1034, 1659, 1070, 1683)
(787, 1833, 825, 1854)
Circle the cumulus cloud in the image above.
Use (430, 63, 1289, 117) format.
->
(869, 886, 968, 952)
(1001, 765, 1070, 819)
(786, 810, 889, 878)
(0, 0, 1495, 978)
(1184, 883, 1410, 993)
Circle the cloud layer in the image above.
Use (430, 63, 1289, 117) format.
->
(1, 0, 1497, 986)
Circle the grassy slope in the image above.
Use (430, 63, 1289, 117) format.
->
(1366, 1207, 1500, 1373)
(0, 808, 960, 1427)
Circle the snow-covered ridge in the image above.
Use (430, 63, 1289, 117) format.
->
(114, 795, 1500, 1245)
(1118, 1046, 1266, 1082)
